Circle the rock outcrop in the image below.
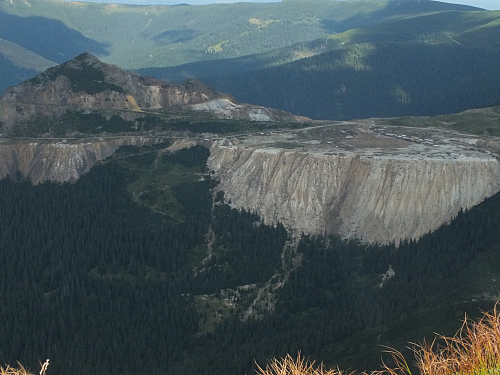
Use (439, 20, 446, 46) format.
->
(208, 127, 500, 244)
(0, 136, 162, 184)
(1, 52, 499, 244)
(0, 53, 306, 131)
(0, 124, 499, 244)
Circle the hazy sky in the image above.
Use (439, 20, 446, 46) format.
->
(440, 0, 499, 9)
(60, 0, 500, 10)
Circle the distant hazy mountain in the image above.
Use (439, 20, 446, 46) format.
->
(0, 0, 497, 120)
(141, 7, 500, 119)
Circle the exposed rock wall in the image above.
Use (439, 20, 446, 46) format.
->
(0, 137, 160, 184)
(208, 142, 500, 244)
(2, 133, 499, 244)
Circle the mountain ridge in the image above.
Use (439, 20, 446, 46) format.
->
(1, 52, 500, 244)
(0, 52, 307, 132)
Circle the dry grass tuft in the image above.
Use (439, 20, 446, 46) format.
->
(0, 363, 33, 375)
(373, 303, 500, 375)
(412, 303, 500, 375)
(0, 359, 49, 375)
(256, 353, 350, 375)
(259, 302, 500, 375)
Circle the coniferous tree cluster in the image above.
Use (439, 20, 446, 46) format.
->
(0, 145, 499, 375)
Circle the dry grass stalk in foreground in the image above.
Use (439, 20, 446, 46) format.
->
(256, 353, 348, 375)
(260, 303, 500, 375)
(38, 360, 49, 375)
(366, 303, 500, 375)
(0, 359, 49, 375)
(0, 363, 33, 375)
(413, 304, 500, 375)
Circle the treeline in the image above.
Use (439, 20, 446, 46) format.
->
(1, 144, 500, 375)
(204, 42, 500, 120)
(0, 146, 289, 375)
(190, 192, 500, 373)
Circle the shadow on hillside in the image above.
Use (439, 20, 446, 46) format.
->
(321, 0, 482, 35)
(0, 12, 109, 64)
(152, 29, 198, 44)
(0, 55, 39, 95)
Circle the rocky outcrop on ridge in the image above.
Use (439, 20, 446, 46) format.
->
(0, 136, 162, 184)
(0, 53, 306, 131)
(207, 126, 500, 244)
(0, 124, 499, 244)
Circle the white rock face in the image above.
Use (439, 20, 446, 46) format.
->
(0, 137, 161, 184)
(208, 134, 500, 244)
(190, 99, 241, 111)
(189, 98, 304, 122)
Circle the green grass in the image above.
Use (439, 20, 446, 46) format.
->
(119, 152, 203, 224)
(0, 0, 489, 71)
(194, 291, 238, 335)
(103, 143, 212, 226)
(377, 106, 500, 136)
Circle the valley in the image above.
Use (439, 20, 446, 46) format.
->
(1, 0, 500, 120)
(0, 6, 500, 374)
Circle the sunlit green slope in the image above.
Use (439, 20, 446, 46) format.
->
(0, 0, 480, 69)
(0, 0, 496, 119)
(151, 9, 500, 120)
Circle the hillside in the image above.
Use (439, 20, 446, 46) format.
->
(200, 41, 500, 119)
(1, 138, 500, 375)
(0, 0, 478, 68)
(1, 1, 500, 374)
(1, 0, 498, 120)
(149, 10, 500, 120)
(0, 53, 306, 136)
(1, 55, 500, 374)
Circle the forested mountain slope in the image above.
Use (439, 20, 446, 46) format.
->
(0, 0, 477, 69)
(147, 9, 500, 119)
(1, 141, 500, 375)
(1, 0, 496, 120)
(200, 41, 500, 119)
(0, 17, 500, 375)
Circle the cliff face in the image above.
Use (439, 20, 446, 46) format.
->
(0, 137, 160, 184)
(0, 127, 499, 244)
(208, 128, 500, 244)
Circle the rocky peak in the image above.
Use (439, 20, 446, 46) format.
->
(0, 52, 306, 132)
(3, 52, 221, 102)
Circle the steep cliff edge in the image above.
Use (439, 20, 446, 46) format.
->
(1, 52, 498, 244)
(0, 137, 162, 184)
(1, 124, 499, 244)
(208, 126, 500, 243)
